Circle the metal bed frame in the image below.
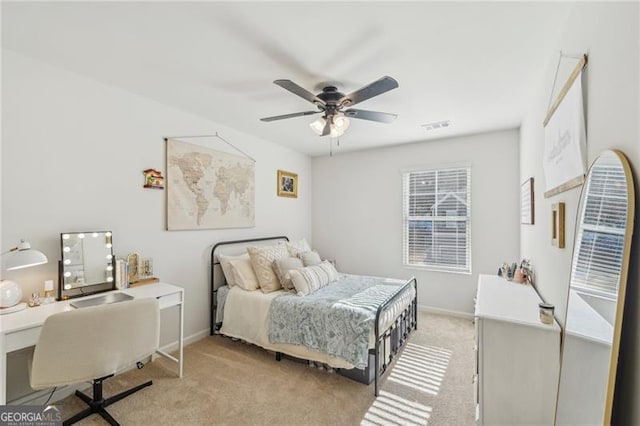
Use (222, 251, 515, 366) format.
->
(209, 236, 418, 396)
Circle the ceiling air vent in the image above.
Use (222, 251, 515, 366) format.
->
(422, 120, 451, 131)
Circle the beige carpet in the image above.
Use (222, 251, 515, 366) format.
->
(55, 312, 475, 425)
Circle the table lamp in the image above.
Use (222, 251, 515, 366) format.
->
(0, 240, 48, 314)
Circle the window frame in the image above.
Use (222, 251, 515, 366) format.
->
(402, 165, 472, 274)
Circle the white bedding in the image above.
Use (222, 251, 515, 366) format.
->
(220, 286, 355, 368)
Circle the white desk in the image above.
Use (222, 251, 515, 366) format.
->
(0, 282, 184, 405)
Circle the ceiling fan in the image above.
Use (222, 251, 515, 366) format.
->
(260, 76, 399, 137)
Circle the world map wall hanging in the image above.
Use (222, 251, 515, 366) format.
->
(166, 138, 255, 230)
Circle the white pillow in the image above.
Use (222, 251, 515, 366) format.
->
(229, 257, 260, 291)
(247, 245, 289, 293)
(272, 257, 304, 292)
(218, 253, 250, 287)
(299, 251, 322, 267)
(285, 238, 312, 257)
(290, 261, 339, 296)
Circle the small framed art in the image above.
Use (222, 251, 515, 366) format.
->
(521, 177, 534, 225)
(551, 202, 565, 248)
(277, 170, 298, 198)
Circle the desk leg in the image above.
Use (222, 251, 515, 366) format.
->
(1, 334, 6, 405)
(178, 299, 184, 378)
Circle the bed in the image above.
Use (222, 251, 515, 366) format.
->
(209, 236, 417, 395)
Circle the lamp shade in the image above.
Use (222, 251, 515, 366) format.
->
(4, 241, 48, 271)
(309, 117, 327, 136)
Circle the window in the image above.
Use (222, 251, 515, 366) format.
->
(571, 159, 628, 299)
(403, 167, 471, 273)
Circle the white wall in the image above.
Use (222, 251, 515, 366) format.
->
(1, 49, 312, 342)
(312, 129, 520, 315)
(518, 2, 639, 422)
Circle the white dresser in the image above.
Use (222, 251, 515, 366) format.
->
(474, 274, 560, 425)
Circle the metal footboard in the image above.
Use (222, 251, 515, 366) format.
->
(374, 277, 418, 396)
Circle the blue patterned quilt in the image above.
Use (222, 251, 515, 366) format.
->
(267, 274, 410, 368)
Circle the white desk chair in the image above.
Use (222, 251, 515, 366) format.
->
(30, 297, 160, 426)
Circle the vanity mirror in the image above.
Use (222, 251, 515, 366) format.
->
(556, 150, 635, 425)
(58, 231, 115, 300)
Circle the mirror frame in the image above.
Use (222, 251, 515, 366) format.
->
(57, 230, 116, 300)
(556, 149, 635, 424)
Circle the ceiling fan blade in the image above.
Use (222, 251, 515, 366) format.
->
(321, 117, 331, 136)
(260, 111, 321, 122)
(340, 76, 399, 107)
(344, 108, 397, 123)
(274, 80, 326, 105)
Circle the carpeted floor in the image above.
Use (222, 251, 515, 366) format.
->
(55, 312, 475, 425)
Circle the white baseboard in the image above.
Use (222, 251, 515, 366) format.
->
(418, 304, 474, 320)
(158, 328, 209, 354)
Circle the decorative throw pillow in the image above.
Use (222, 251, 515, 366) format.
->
(229, 257, 260, 291)
(272, 257, 304, 292)
(299, 251, 322, 267)
(285, 238, 312, 257)
(247, 245, 289, 293)
(218, 253, 250, 287)
(290, 261, 339, 296)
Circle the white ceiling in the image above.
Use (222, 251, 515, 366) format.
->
(2, 1, 573, 156)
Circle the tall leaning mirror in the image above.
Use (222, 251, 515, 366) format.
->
(556, 150, 635, 425)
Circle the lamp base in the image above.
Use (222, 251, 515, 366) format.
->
(0, 302, 27, 315)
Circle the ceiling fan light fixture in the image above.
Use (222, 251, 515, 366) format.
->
(309, 117, 326, 136)
(333, 114, 350, 130)
(329, 114, 350, 137)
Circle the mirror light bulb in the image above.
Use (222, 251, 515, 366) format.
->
(64, 284, 71, 290)
(105, 232, 112, 237)
(106, 243, 112, 248)
(63, 246, 70, 252)
(92, 233, 99, 238)
(64, 259, 71, 265)
(78, 234, 85, 239)
(106, 277, 114, 282)
(106, 265, 113, 271)
(62, 234, 70, 240)
(64, 272, 71, 277)
(106, 254, 112, 260)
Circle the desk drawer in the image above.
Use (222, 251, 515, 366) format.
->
(6, 327, 41, 352)
(157, 292, 182, 309)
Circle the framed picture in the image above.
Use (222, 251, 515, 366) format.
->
(551, 202, 565, 248)
(277, 170, 298, 198)
(521, 177, 534, 225)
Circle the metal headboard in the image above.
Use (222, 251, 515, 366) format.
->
(210, 236, 289, 335)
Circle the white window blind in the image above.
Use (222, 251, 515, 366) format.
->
(403, 167, 471, 273)
(571, 159, 628, 299)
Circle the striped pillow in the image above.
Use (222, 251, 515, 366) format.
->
(289, 261, 339, 296)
